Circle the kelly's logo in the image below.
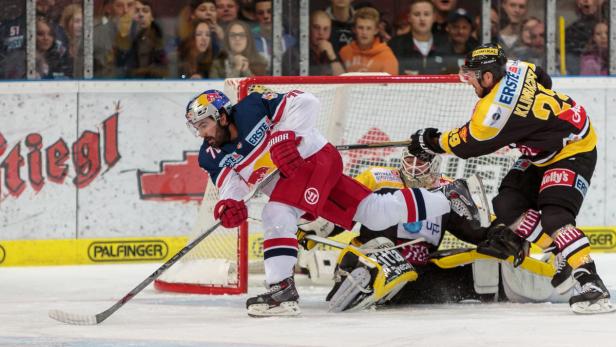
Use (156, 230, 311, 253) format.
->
(586, 230, 616, 250)
(88, 240, 168, 262)
(0, 244, 5, 264)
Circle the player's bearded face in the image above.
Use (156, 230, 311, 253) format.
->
(195, 118, 231, 148)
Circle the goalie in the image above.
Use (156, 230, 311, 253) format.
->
(300, 150, 572, 311)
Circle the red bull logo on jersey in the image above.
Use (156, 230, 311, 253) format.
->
(540, 168, 575, 192)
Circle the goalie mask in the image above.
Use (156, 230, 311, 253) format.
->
(400, 148, 442, 188)
(185, 89, 232, 136)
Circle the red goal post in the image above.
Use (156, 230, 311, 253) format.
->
(154, 74, 518, 295)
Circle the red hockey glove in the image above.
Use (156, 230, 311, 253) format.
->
(269, 130, 305, 178)
(213, 199, 247, 228)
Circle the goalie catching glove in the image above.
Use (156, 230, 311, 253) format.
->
(327, 237, 418, 312)
(269, 130, 305, 178)
(214, 199, 248, 228)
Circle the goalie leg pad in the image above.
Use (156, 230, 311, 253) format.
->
(328, 267, 373, 313)
(327, 238, 418, 312)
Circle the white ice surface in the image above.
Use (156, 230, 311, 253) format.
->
(2, 255, 616, 347)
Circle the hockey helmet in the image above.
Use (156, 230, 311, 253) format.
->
(400, 148, 442, 188)
(185, 89, 232, 135)
(459, 43, 507, 83)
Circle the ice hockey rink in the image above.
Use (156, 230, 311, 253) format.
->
(1, 254, 615, 347)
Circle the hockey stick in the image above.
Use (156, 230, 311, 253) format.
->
(48, 170, 279, 326)
(335, 140, 411, 151)
(304, 234, 425, 253)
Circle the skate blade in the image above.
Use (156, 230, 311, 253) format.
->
(571, 299, 616, 315)
(247, 301, 301, 318)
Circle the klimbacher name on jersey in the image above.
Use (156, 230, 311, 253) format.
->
(513, 67, 537, 118)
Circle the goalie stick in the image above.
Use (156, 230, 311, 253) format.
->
(48, 170, 279, 326)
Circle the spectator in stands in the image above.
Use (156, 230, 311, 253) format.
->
(209, 20, 267, 78)
(178, 1, 223, 47)
(179, 20, 215, 78)
(473, 7, 499, 43)
(510, 17, 543, 65)
(281, 10, 345, 76)
(566, 0, 603, 75)
(252, 0, 295, 72)
(216, 0, 239, 27)
(192, 0, 225, 45)
(580, 20, 608, 75)
(524, 19, 546, 67)
(497, 0, 527, 54)
(326, 0, 355, 53)
(126, 0, 168, 78)
(59, 4, 84, 78)
(35, 16, 70, 79)
(388, 0, 449, 75)
(393, 10, 411, 36)
(36, 0, 61, 25)
(238, 0, 257, 23)
(339, 7, 398, 75)
(0, 0, 27, 78)
(37, 0, 69, 48)
(431, 0, 457, 40)
(443, 8, 477, 73)
(378, 17, 393, 43)
(93, 0, 138, 78)
(95, 0, 114, 26)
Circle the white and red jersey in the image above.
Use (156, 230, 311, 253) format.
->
(198, 90, 328, 200)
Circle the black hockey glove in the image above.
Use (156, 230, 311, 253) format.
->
(477, 223, 528, 267)
(408, 128, 444, 162)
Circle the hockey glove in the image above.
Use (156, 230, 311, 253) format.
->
(214, 199, 248, 228)
(477, 223, 528, 267)
(408, 128, 444, 162)
(269, 130, 305, 178)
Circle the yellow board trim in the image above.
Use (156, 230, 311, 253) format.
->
(2, 227, 615, 267)
(0, 237, 189, 266)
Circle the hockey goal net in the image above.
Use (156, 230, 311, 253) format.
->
(154, 75, 518, 295)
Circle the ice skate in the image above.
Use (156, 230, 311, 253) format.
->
(569, 262, 615, 314)
(246, 277, 301, 317)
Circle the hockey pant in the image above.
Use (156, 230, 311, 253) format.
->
(492, 149, 596, 268)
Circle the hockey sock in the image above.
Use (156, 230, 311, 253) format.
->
(552, 224, 592, 269)
(509, 209, 554, 249)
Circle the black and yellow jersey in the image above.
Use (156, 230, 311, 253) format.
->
(438, 60, 596, 167)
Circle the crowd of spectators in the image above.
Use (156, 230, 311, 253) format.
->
(0, 0, 611, 79)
